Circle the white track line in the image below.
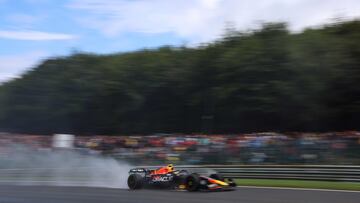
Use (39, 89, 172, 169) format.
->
(237, 186, 360, 193)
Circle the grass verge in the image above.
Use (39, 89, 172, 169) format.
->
(234, 179, 360, 191)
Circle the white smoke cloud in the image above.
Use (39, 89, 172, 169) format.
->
(0, 146, 132, 188)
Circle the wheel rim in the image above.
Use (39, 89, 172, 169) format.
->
(187, 176, 196, 190)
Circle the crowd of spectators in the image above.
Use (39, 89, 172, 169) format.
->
(0, 132, 359, 165)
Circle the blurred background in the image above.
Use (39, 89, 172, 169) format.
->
(0, 0, 360, 182)
(0, 132, 359, 165)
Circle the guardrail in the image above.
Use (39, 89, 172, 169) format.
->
(174, 165, 360, 182)
(1, 165, 359, 182)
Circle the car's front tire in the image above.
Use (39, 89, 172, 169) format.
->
(185, 173, 200, 192)
(127, 174, 143, 190)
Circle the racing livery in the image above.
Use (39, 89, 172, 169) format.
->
(127, 164, 236, 191)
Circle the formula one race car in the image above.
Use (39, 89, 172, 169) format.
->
(127, 164, 236, 191)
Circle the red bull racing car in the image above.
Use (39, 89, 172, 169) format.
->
(127, 164, 236, 191)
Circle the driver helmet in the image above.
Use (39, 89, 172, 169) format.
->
(167, 164, 174, 172)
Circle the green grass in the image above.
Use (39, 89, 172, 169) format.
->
(235, 179, 360, 191)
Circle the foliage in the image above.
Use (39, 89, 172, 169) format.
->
(1, 20, 360, 134)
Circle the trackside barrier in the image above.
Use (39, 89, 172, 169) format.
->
(0, 165, 360, 182)
(143, 165, 360, 182)
(192, 165, 360, 182)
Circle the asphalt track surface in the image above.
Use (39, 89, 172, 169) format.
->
(0, 185, 359, 203)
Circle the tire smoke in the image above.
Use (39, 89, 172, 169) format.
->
(0, 145, 132, 188)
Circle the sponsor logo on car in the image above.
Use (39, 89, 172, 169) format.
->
(152, 175, 173, 182)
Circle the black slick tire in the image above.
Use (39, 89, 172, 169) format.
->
(127, 174, 143, 190)
(185, 173, 200, 192)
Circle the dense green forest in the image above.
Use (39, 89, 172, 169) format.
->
(0, 20, 360, 134)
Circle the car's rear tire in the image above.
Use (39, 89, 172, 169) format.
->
(185, 173, 200, 192)
(127, 174, 143, 190)
(210, 173, 224, 181)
